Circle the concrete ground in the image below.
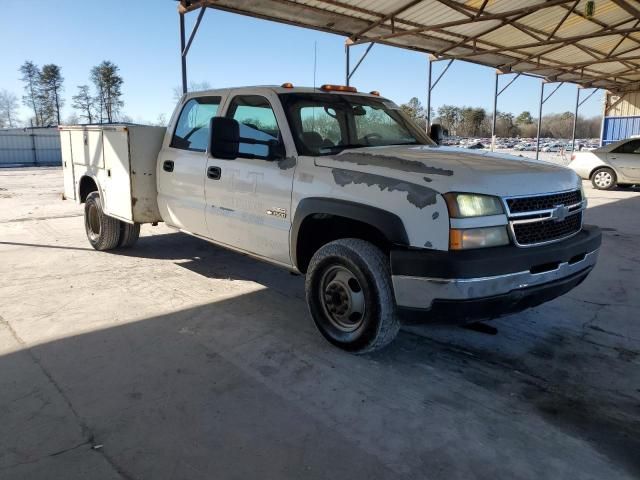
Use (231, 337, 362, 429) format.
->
(0, 167, 639, 480)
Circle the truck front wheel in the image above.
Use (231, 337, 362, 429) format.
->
(305, 238, 400, 353)
(84, 191, 120, 251)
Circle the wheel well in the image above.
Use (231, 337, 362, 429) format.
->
(79, 176, 98, 203)
(295, 214, 391, 273)
(589, 165, 614, 179)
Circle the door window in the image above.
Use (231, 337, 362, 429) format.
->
(227, 95, 281, 158)
(612, 139, 640, 154)
(171, 96, 221, 151)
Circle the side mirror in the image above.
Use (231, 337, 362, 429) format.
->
(209, 117, 239, 159)
(267, 139, 285, 161)
(429, 123, 444, 145)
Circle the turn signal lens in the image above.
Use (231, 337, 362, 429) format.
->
(449, 227, 510, 250)
(320, 84, 357, 93)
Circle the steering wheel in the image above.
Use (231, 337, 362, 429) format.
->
(363, 133, 383, 145)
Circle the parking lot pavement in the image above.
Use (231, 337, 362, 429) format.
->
(1, 167, 639, 480)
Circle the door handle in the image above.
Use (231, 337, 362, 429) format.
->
(163, 160, 174, 172)
(207, 166, 222, 180)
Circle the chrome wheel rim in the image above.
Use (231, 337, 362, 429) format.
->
(319, 265, 365, 332)
(594, 171, 612, 188)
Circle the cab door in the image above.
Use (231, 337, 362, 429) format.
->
(157, 96, 221, 235)
(608, 139, 640, 182)
(205, 92, 296, 265)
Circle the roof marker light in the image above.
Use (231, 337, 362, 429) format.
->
(369, 90, 380, 96)
(320, 84, 357, 93)
(281, 82, 294, 88)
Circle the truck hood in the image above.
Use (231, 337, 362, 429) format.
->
(315, 145, 581, 198)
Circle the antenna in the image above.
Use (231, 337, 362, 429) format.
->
(312, 40, 317, 130)
(313, 41, 317, 91)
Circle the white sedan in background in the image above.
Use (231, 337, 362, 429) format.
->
(567, 137, 640, 190)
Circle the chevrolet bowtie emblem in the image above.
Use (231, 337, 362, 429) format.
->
(550, 204, 569, 222)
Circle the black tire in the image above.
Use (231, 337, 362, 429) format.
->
(591, 167, 617, 190)
(84, 191, 120, 251)
(118, 221, 140, 248)
(305, 238, 400, 353)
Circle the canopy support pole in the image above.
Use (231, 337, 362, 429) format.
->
(536, 81, 544, 160)
(347, 42, 375, 82)
(426, 56, 433, 131)
(426, 56, 454, 131)
(179, 6, 207, 95)
(180, 12, 187, 95)
(491, 71, 521, 151)
(571, 87, 599, 153)
(345, 43, 351, 86)
(536, 81, 564, 159)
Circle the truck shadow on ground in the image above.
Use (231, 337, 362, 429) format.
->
(2, 285, 639, 479)
(2, 190, 640, 477)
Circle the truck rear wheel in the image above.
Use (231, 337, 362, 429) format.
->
(84, 191, 120, 251)
(118, 221, 140, 248)
(305, 238, 400, 353)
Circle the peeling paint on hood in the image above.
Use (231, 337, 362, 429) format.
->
(328, 151, 453, 177)
(314, 145, 581, 197)
(332, 168, 437, 209)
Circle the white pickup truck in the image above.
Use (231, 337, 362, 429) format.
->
(60, 84, 601, 352)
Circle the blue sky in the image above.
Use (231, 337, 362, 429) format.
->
(0, 0, 604, 124)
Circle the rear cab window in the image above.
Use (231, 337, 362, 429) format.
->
(171, 96, 221, 151)
(226, 95, 282, 158)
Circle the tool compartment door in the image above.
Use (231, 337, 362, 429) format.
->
(59, 130, 76, 200)
(101, 127, 133, 222)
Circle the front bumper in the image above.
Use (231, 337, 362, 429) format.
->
(391, 225, 601, 322)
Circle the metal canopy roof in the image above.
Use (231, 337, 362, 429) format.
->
(178, 0, 640, 92)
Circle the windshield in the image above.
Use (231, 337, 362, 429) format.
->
(278, 92, 434, 156)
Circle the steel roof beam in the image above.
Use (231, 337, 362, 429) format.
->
(440, 26, 640, 59)
(609, 0, 640, 20)
(352, 0, 424, 40)
(351, 0, 575, 45)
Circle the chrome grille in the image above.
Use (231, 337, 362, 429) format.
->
(513, 212, 582, 246)
(504, 189, 584, 247)
(507, 190, 582, 214)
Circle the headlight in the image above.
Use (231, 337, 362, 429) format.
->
(444, 193, 504, 218)
(450, 226, 510, 250)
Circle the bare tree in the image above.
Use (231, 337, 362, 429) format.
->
(39, 64, 64, 125)
(172, 81, 212, 102)
(19, 61, 42, 126)
(0, 90, 20, 127)
(64, 113, 80, 125)
(72, 85, 96, 123)
(91, 61, 124, 123)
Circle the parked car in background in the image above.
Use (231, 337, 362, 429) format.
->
(513, 143, 531, 151)
(542, 144, 561, 152)
(568, 138, 640, 189)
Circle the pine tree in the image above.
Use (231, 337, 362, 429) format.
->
(39, 64, 64, 125)
(72, 85, 96, 124)
(19, 61, 42, 126)
(90, 61, 124, 123)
